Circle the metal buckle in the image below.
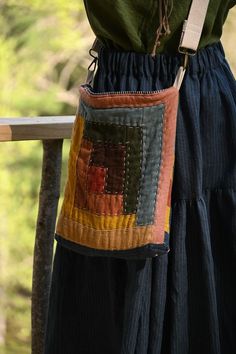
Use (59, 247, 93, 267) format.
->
(173, 52, 189, 90)
(86, 38, 103, 86)
(87, 56, 97, 72)
(183, 53, 189, 70)
(89, 38, 103, 59)
(89, 47, 98, 60)
(178, 46, 197, 56)
(86, 57, 98, 86)
(178, 20, 197, 57)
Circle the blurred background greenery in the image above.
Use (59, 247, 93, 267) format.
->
(0, 1, 235, 353)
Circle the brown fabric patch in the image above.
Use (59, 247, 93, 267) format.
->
(90, 142, 126, 195)
(90, 143, 105, 166)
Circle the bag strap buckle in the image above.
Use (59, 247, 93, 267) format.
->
(86, 38, 103, 86)
(174, 0, 210, 90)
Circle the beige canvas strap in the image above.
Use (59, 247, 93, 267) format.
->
(173, 0, 210, 89)
(179, 0, 210, 55)
(87, 0, 210, 89)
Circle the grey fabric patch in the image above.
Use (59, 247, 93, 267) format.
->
(136, 105, 164, 225)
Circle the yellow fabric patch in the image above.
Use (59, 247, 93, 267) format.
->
(62, 200, 136, 230)
(164, 205, 171, 234)
(62, 115, 85, 207)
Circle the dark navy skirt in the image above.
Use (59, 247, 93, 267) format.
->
(44, 42, 236, 354)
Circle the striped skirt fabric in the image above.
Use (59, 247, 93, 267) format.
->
(44, 41, 236, 354)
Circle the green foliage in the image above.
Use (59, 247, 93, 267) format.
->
(0, 141, 41, 353)
(0, 0, 93, 352)
(0, 140, 70, 353)
(0, 0, 93, 117)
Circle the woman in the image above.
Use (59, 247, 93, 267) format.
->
(44, 1, 236, 353)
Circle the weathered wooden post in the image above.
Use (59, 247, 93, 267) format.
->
(31, 139, 63, 354)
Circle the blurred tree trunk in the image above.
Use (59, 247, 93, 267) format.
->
(31, 139, 63, 354)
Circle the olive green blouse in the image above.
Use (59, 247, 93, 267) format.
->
(83, 0, 236, 54)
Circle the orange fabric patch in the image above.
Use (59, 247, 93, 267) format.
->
(86, 193, 123, 215)
(74, 139, 93, 209)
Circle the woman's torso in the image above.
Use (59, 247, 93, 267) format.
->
(83, 0, 236, 54)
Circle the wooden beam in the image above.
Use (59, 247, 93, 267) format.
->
(0, 116, 75, 141)
(31, 139, 63, 354)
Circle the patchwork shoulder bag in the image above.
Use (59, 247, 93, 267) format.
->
(55, 0, 210, 259)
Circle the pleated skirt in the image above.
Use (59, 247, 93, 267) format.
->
(44, 41, 236, 354)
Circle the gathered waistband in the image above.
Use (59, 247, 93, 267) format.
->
(95, 41, 226, 84)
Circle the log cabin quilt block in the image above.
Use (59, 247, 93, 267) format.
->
(55, 85, 179, 259)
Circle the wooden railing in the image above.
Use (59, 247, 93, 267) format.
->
(0, 116, 75, 354)
(0, 116, 74, 141)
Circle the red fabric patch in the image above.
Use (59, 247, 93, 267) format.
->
(87, 165, 107, 193)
